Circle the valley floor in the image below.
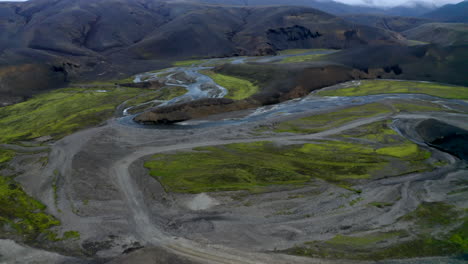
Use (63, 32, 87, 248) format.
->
(0, 56, 467, 264)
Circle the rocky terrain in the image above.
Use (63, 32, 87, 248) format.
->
(0, 0, 405, 105)
(1, 51, 467, 263)
(422, 0, 468, 23)
(402, 23, 468, 46)
(0, 1, 467, 264)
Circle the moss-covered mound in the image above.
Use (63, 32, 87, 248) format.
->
(145, 138, 431, 193)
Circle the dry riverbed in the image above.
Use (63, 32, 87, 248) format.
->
(0, 61, 467, 264)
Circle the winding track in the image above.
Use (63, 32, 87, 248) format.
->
(108, 111, 466, 264)
(110, 114, 391, 263)
(9, 57, 467, 263)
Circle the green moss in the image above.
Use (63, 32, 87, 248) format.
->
(449, 187, 468, 195)
(391, 101, 448, 112)
(360, 236, 465, 259)
(286, 202, 467, 261)
(325, 232, 402, 247)
(316, 80, 468, 100)
(349, 197, 364, 206)
(274, 210, 295, 216)
(63, 230, 80, 240)
(278, 49, 335, 55)
(279, 53, 327, 63)
(407, 40, 429, 46)
(0, 175, 60, 241)
(369, 202, 394, 208)
(173, 59, 206, 67)
(288, 232, 466, 260)
(274, 103, 392, 134)
(401, 202, 460, 227)
(376, 144, 420, 158)
(337, 184, 362, 194)
(0, 148, 15, 163)
(0, 87, 146, 143)
(144, 139, 431, 194)
(342, 120, 432, 164)
(342, 120, 401, 144)
(201, 70, 259, 100)
(124, 86, 187, 111)
(449, 219, 468, 252)
(115, 76, 136, 84)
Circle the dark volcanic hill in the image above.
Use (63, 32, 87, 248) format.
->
(0, 0, 403, 102)
(422, 0, 468, 23)
(2, 0, 401, 59)
(402, 23, 468, 46)
(189, 0, 437, 17)
(342, 14, 430, 32)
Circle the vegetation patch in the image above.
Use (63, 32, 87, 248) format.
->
(201, 70, 259, 100)
(0, 87, 146, 143)
(277, 49, 335, 55)
(401, 202, 460, 228)
(145, 139, 431, 194)
(0, 174, 60, 241)
(342, 120, 401, 144)
(325, 232, 403, 248)
(391, 101, 448, 112)
(316, 80, 468, 100)
(273, 103, 392, 134)
(0, 148, 15, 163)
(173, 59, 206, 67)
(286, 224, 467, 260)
(123, 86, 187, 114)
(343, 120, 433, 172)
(63, 230, 80, 240)
(279, 53, 327, 63)
(369, 202, 394, 208)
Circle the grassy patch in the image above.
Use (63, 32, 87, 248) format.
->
(325, 232, 402, 248)
(201, 70, 259, 100)
(369, 202, 394, 208)
(287, 229, 467, 260)
(274, 103, 391, 134)
(277, 49, 335, 55)
(0, 148, 15, 163)
(342, 120, 432, 171)
(401, 202, 460, 228)
(391, 101, 448, 112)
(349, 197, 364, 206)
(173, 59, 206, 67)
(316, 80, 468, 100)
(279, 54, 327, 63)
(124, 86, 187, 112)
(63, 230, 80, 240)
(144, 139, 431, 194)
(407, 40, 429, 46)
(0, 87, 145, 143)
(342, 120, 401, 144)
(0, 175, 60, 241)
(376, 144, 420, 158)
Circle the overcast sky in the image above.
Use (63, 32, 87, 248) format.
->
(0, 0, 464, 7)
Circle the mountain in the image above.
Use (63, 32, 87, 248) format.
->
(189, 0, 385, 15)
(0, 0, 404, 102)
(324, 44, 468, 86)
(343, 14, 430, 32)
(385, 3, 435, 17)
(190, 0, 438, 16)
(402, 23, 468, 46)
(422, 0, 468, 23)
